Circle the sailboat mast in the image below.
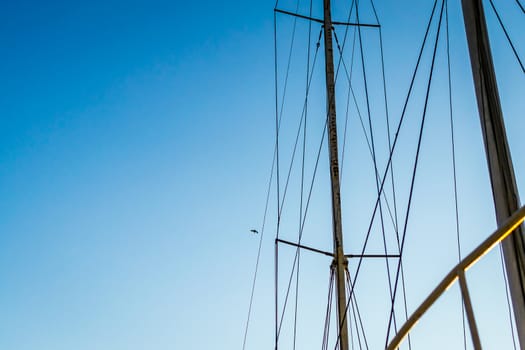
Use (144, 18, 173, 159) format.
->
(322, 1, 350, 349)
(461, 0, 525, 347)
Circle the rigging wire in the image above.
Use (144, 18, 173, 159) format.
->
(275, 0, 422, 347)
(333, 29, 399, 234)
(369, 1, 401, 235)
(242, 145, 276, 350)
(487, 0, 525, 73)
(349, 295, 355, 350)
(275, 0, 302, 221)
(444, 1, 467, 348)
(318, 18, 400, 346)
(332, 0, 442, 347)
(368, 3, 413, 343)
(276, 117, 328, 340)
(354, 0, 400, 334)
(277, 28, 323, 220)
(370, 0, 399, 236)
(343, 271, 362, 350)
(517, 0, 525, 14)
(345, 269, 369, 350)
(499, 245, 519, 350)
(276, 89, 329, 340)
(271, 0, 523, 348)
(274, 1, 371, 347)
(368, 14, 414, 340)
(340, 18, 358, 180)
(349, 294, 364, 350)
(293, 0, 315, 347)
(322, 267, 335, 350)
(273, 1, 305, 346)
(276, 108, 327, 337)
(385, 1, 447, 345)
(275, 28, 324, 340)
(360, 2, 399, 333)
(330, 6, 381, 338)
(366, 19, 413, 338)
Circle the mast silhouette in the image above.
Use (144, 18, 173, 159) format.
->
(461, 0, 525, 347)
(322, 0, 349, 349)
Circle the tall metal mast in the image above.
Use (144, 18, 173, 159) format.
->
(322, 0, 350, 349)
(461, 0, 525, 347)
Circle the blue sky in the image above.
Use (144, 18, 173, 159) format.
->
(0, 0, 524, 349)
(1, 1, 275, 349)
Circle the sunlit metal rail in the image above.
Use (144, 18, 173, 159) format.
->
(387, 205, 525, 350)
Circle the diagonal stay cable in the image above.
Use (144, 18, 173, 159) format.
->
(272, 31, 322, 333)
(385, 1, 446, 345)
(275, 0, 303, 237)
(370, 0, 401, 235)
(277, 22, 345, 340)
(274, 30, 325, 336)
(488, 0, 525, 73)
(347, 0, 440, 308)
(332, 24, 403, 339)
(355, 1, 400, 333)
(293, 0, 314, 347)
(322, 268, 335, 350)
(278, 29, 323, 218)
(331, 0, 398, 236)
(499, 245, 519, 350)
(273, 0, 303, 344)
(333, 29, 398, 232)
(348, 288, 364, 350)
(517, 0, 525, 14)
(369, 1, 413, 345)
(444, 1, 467, 348)
(345, 268, 369, 350)
(340, 23, 358, 180)
(332, 0, 441, 347)
(277, 107, 328, 339)
(242, 137, 276, 350)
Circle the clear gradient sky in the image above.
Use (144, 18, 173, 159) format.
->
(1, 0, 524, 349)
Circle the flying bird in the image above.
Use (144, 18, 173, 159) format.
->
(250, 229, 259, 234)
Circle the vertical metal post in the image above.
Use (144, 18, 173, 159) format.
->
(322, 1, 350, 349)
(461, 0, 525, 347)
(458, 270, 482, 350)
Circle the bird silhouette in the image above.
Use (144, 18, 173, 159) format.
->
(250, 229, 259, 234)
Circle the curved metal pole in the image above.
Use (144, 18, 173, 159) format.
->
(387, 205, 525, 350)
